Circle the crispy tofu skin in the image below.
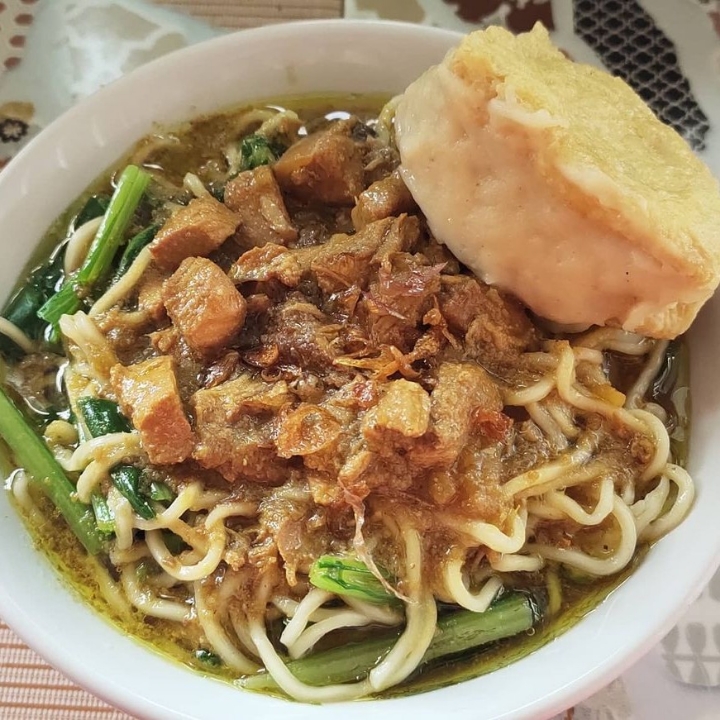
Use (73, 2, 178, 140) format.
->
(395, 24, 720, 338)
(111, 356, 195, 464)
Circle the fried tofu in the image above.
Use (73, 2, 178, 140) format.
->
(395, 24, 720, 338)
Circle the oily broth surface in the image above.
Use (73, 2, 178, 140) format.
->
(13, 487, 643, 694)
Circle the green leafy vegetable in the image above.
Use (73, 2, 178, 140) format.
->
(91, 492, 115, 535)
(239, 134, 284, 171)
(0, 385, 104, 554)
(0, 251, 64, 355)
(136, 558, 159, 583)
(149, 481, 175, 503)
(38, 282, 82, 328)
(77, 397, 132, 438)
(73, 195, 110, 231)
(38, 165, 150, 327)
(110, 465, 155, 520)
(112, 224, 158, 282)
(243, 592, 538, 691)
(196, 649, 223, 667)
(309, 555, 398, 605)
(162, 529, 188, 555)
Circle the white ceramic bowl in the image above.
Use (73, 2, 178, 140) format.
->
(0, 19, 719, 720)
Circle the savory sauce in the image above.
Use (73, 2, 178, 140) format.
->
(0, 94, 692, 700)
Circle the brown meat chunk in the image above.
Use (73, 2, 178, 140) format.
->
(232, 215, 420, 293)
(136, 265, 167, 322)
(264, 300, 340, 371)
(439, 275, 536, 364)
(414, 362, 502, 469)
(273, 123, 365, 206)
(363, 257, 443, 352)
(278, 389, 364, 484)
(230, 244, 296, 284)
(276, 404, 342, 458)
(191, 374, 291, 483)
(258, 481, 341, 584)
(201, 351, 240, 389)
(311, 215, 420, 293)
(147, 327, 204, 400)
(339, 447, 415, 499)
(439, 444, 511, 523)
(224, 166, 298, 247)
(363, 135, 401, 185)
(111, 356, 194, 464)
(439, 275, 491, 335)
(163, 257, 246, 356)
(362, 380, 431, 450)
(150, 197, 240, 270)
(351, 170, 417, 230)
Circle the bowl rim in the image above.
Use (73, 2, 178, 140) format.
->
(0, 16, 719, 720)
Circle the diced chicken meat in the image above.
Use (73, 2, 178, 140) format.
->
(258, 480, 342, 583)
(191, 374, 292, 483)
(136, 265, 167, 322)
(150, 196, 240, 270)
(275, 403, 343, 458)
(362, 379, 431, 450)
(310, 215, 420, 293)
(273, 122, 365, 206)
(438, 275, 536, 366)
(351, 170, 417, 230)
(163, 257, 246, 356)
(224, 166, 298, 247)
(363, 257, 443, 352)
(263, 300, 340, 371)
(413, 362, 502, 469)
(231, 215, 420, 293)
(110, 355, 194, 464)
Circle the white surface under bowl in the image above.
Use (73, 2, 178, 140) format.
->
(0, 19, 718, 720)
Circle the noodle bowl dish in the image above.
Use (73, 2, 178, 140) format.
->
(0, 20, 719, 720)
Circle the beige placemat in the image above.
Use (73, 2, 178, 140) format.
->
(153, 0, 341, 29)
(0, 621, 130, 719)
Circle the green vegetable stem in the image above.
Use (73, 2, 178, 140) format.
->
(242, 592, 538, 691)
(38, 165, 150, 327)
(0, 385, 104, 554)
(309, 555, 398, 605)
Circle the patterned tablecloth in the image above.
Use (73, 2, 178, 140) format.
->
(1, 1, 720, 718)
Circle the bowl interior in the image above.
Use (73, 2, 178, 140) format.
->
(0, 19, 718, 720)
